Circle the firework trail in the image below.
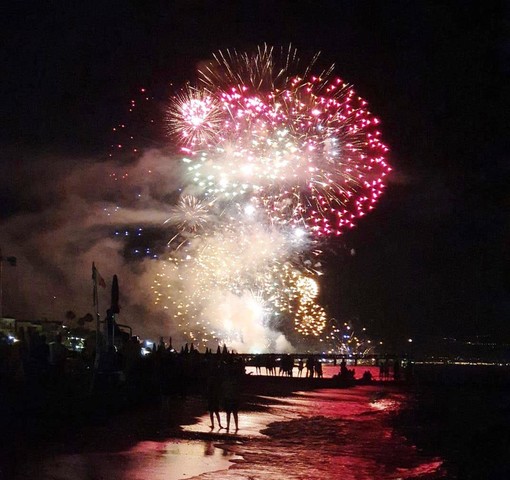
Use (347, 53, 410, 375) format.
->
(151, 45, 390, 351)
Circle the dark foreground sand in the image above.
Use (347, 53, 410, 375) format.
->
(0, 374, 357, 478)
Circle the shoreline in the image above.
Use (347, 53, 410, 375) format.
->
(4, 360, 510, 478)
(1, 374, 404, 479)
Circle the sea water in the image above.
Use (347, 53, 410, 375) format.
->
(186, 385, 445, 479)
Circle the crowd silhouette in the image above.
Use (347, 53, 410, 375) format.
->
(0, 329, 411, 439)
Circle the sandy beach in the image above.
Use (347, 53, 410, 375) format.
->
(1, 374, 448, 480)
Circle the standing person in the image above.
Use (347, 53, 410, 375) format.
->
(222, 359, 242, 432)
(306, 356, 315, 378)
(379, 360, 385, 380)
(393, 358, 401, 381)
(265, 355, 276, 375)
(382, 361, 389, 380)
(206, 364, 223, 429)
(315, 359, 323, 378)
(254, 355, 262, 375)
(297, 359, 304, 377)
(158, 348, 176, 419)
(340, 359, 348, 378)
(157, 337, 166, 353)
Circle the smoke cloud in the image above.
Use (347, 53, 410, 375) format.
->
(0, 148, 297, 351)
(0, 149, 181, 340)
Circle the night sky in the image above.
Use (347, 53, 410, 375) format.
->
(1, 1, 508, 348)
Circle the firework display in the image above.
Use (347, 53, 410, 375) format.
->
(152, 46, 390, 351)
(322, 320, 378, 356)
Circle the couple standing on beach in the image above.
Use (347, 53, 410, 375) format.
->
(207, 359, 243, 431)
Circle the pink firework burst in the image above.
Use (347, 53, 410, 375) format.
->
(167, 86, 223, 147)
(168, 45, 391, 237)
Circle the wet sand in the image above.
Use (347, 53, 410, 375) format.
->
(2, 377, 447, 480)
(0, 374, 342, 478)
(186, 385, 445, 480)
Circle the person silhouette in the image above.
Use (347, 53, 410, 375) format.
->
(297, 359, 304, 377)
(206, 365, 223, 429)
(222, 360, 242, 432)
(315, 360, 323, 378)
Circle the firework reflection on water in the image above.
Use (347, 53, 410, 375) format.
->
(183, 385, 445, 480)
(14, 386, 444, 479)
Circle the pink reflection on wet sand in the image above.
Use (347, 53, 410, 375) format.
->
(14, 440, 241, 480)
(14, 385, 444, 480)
(185, 386, 445, 480)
